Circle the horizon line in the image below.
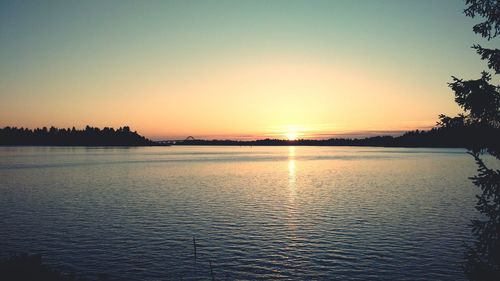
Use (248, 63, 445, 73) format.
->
(0, 124, 436, 142)
(154, 127, 435, 142)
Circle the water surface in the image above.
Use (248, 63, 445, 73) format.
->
(0, 146, 478, 280)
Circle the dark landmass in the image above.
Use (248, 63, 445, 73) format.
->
(1, 124, 498, 149)
(172, 125, 500, 150)
(0, 126, 159, 146)
(0, 253, 109, 281)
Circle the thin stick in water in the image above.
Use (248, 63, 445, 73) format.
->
(193, 236, 197, 261)
(209, 260, 215, 281)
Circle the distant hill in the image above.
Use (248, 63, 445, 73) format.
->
(0, 126, 156, 146)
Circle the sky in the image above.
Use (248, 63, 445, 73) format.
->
(0, 0, 494, 140)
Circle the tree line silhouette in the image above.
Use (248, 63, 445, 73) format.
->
(1, 123, 498, 148)
(176, 125, 499, 149)
(0, 126, 155, 146)
(448, 1, 500, 280)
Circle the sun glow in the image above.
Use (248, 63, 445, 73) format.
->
(286, 131, 298, 141)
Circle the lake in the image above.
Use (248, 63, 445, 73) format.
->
(0, 146, 479, 280)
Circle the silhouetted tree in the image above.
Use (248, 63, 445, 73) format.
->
(0, 126, 156, 146)
(441, 1, 500, 280)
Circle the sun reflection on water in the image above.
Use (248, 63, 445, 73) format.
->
(288, 146, 296, 186)
(286, 146, 298, 234)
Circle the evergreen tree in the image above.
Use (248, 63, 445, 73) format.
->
(442, 1, 500, 280)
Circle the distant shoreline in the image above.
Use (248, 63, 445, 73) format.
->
(0, 143, 464, 148)
(0, 126, 157, 146)
(167, 141, 466, 148)
(0, 144, 170, 147)
(1, 125, 498, 149)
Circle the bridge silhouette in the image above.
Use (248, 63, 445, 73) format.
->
(156, 136, 196, 145)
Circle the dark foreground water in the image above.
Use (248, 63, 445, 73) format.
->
(0, 146, 480, 280)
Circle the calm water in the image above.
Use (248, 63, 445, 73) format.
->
(0, 146, 480, 280)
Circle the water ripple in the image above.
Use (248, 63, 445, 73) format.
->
(0, 146, 477, 280)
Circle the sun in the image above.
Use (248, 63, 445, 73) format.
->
(285, 131, 298, 141)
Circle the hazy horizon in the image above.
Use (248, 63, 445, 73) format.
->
(0, 0, 489, 140)
(155, 128, 427, 141)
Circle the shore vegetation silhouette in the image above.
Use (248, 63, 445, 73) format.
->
(0, 126, 156, 146)
(1, 124, 499, 148)
(441, 1, 500, 280)
(172, 125, 499, 148)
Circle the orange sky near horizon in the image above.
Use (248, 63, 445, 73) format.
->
(0, 1, 488, 140)
(1, 55, 449, 140)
